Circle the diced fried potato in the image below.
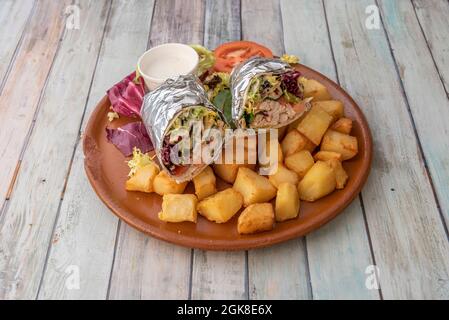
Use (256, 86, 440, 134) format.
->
(300, 78, 332, 101)
(193, 166, 217, 200)
(275, 183, 300, 222)
(213, 163, 241, 184)
(321, 130, 358, 160)
(233, 167, 277, 207)
(153, 171, 188, 195)
(213, 134, 257, 183)
(331, 117, 353, 134)
(326, 159, 349, 189)
(298, 161, 336, 202)
(314, 150, 342, 162)
(237, 203, 275, 234)
(281, 129, 315, 157)
(197, 188, 243, 223)
(268, 164, 299, 189)
(285, 150, 315, 179)
(158, 194, 198, 223)
(259, 139, 283, 174)
(125, 163, 159, 193)
(297, 105, 333, 145)
(312, 100, 344, 121)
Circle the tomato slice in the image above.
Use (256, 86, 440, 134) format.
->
(214, 41, 273, 73)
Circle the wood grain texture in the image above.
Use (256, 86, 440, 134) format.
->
(148, 0, 205, 48)
(248, 239, 310, 299)
(190, 0, 246, 300)
(324, 0, 449, 299)
(241, 0, 284, 55)
(413, 0, 449, 95)
(108, 224, 191, 299)
(242, 0, 310, 300)
(107, 0, 204, 300)
(191, 251, 246, 299)
(0, 0, 68, 211)
(0, 0, 35, 89)
(37, 0, 155, 300)
(281, 0, 378, 300)
(379, 0, 449, 232)
(204, 0, 241, 48)
(0, 0, 109, 300)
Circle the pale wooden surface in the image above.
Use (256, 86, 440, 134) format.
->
(0, 0, 448, 300)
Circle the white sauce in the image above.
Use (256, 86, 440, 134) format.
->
(143, 55, 194, 80)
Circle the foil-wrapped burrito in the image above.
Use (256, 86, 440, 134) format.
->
(141, 75, 228, 182)
(230, 57, 311, 129)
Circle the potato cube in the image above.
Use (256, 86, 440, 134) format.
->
(313, 100, 344, 121)
(275, 183, 300, 222)
(193, 166, 217, 200)
(314, 150, 342, 162)
(259, 139, 283, 174)
(281, 129, 315, 157)
(285, 150, 315, 179)
(331, 117, 353, 135)
(197, 188, 243, 223)
(158, 194, 198, 223)
(300, 78, 332, 101)
(125, 163, 159, 193)
(298, 161, 336, 201)
(321, 130, 358, 160)
(326, 159, 349, 189)
(237, 203, 275, 234)
(297, 105, 333, 145)
(213, 135, 257, 184)
(153, 171, 188, 195)
(268, 164, 299, 189)
(233, 167, 277, 207)
(213, 163, 240, 184)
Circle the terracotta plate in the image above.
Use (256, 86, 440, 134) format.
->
(83, 64, 372, 250)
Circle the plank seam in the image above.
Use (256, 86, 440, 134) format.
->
(302, 238, 314, 299)
(0, 0, 69, 215)
(35, 0, 114, 299)
(106, 220, 122, 300)
(322, 0, 382, 299)
(376, 0, 449, 240)
(245, 250, 249, 300)
(359, 195, 383, 300)
(188, 248, 194, 300)
(411, 0, 449, 99)
(0, 0, 37, 96)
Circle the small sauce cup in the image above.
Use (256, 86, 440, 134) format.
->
(137, 43, 199, 91)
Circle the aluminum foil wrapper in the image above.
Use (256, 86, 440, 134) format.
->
(141, 74, 227, 182)
(230, 57, 308, 128)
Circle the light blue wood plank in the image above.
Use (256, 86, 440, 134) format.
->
(191, 0, 247, 300)
(324, 0, 449, 299)
(281, 0, 379, 300)
(380, 0, 449, 229)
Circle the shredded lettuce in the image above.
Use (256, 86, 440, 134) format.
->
(107, 111, 119, 122)
(281, 54, 300, 64)
(283, 90, 300, 104)
(127, 147, 153, 177)
(190, 44, 215, 76)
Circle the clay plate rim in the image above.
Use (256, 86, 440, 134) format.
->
(83, 63, 373, 250)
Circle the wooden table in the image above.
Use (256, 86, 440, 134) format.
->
(0, 0, 448, 300)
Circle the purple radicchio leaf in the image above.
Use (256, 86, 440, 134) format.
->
(106, 72, 146, 118)
(106, 122, 153, 157)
